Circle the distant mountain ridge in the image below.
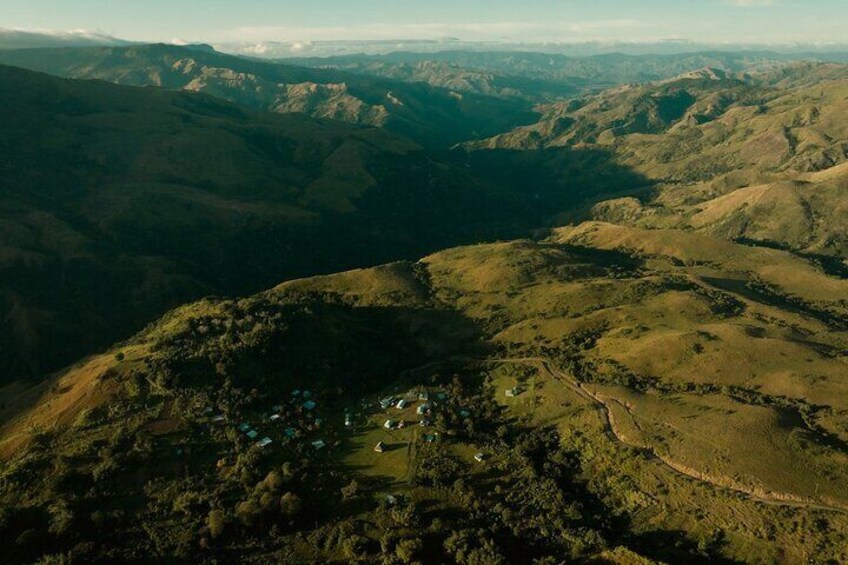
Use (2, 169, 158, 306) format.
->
(287, 50, 810, 93)
(0, 44, 535, 147)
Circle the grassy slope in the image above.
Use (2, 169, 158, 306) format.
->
(0, 64, 554, 383)
(3, 220, 848, 562)
(466, 64, 848, 258)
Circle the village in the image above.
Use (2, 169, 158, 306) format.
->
(193, 377, 523, 487)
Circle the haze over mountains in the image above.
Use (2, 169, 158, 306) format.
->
(8, 26, 848, 58)
(2, 27, 848, 564)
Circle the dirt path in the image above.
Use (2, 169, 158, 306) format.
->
(492, 356, 848, 515)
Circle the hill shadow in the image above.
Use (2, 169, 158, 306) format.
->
(455, 144, 658, 227)
(163, 297, 492, 401)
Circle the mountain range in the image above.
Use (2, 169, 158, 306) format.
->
(0, 45, 535, 148)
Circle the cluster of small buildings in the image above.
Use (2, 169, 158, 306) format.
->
(380, 389, 438, 432)
(374, 388, 447, 452)
(373, 387, 489, 464)
(238, 422, 272, 448)
(219, 388, 328, 450)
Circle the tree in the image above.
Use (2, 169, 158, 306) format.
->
(259, 491, 278, 512)
(47, 501, 75, 536)
(395, 538, 423, 563)
(279, 492, 302, 518)
(207, 508, 227, 539)
(235, 499, 261, 527)
(259, 470, 284, 493)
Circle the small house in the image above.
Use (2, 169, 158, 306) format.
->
(423, 433, 438, 443)
(238, 423, 251, 433)
(302, 400, 317, 411)
(312, 439, 326, 450)
(474, 452, 486, 463)
(380, 397, 395, 410)
(345, 414, 353, 427)
(284, 427, 297, 438)
(396, 399, 409, 410)
(459, 410, 471, 419)
(419, 419, 431, 427)
(212, 414, 226, 423)
(416, 404, 430, 415)
(374, 441, 386, 453)
(384, 420, 396, 430)
(418, 391, 429, 401)
(269, 414, 281, 422)
(257, 437, 273, 448)
(247, 430, 259, 440)
(292, 390, 301, 397)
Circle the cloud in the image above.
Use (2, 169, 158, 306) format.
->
(0, 27, 129, 49)
(221, 20, 642, 43)
(724, 0, 775, 6)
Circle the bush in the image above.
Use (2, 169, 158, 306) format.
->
(341, 479, 362, 502)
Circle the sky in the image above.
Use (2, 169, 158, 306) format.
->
(3, 0, 848, 46)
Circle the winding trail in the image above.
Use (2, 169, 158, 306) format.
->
(489, 356, 848, 515)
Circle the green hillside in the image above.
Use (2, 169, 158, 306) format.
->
(0, 64, 563, 384)
(465, 63, 848, 258)
(2, 221, 848, 563)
